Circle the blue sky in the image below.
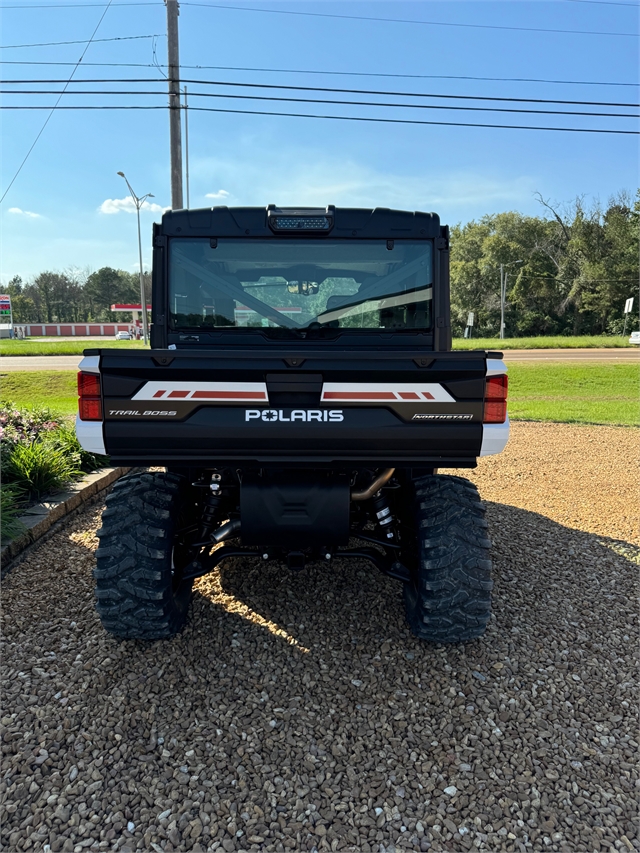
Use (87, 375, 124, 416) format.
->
(1, 0, 638, 283)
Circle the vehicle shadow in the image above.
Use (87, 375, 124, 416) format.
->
(194, 500, 638, 659)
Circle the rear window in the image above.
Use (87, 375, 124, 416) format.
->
(168, 238, 433, 332)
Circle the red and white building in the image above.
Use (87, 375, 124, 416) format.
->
(14, 304, 151, 337)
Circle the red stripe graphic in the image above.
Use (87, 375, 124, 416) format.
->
(168, 390, 190, 398)
(323, 391, 396, 400)
(192, 390, 267, 400)
(153, 390, 166, 398)
(398, 391, 420, 400)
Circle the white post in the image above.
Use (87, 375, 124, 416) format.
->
(499, 264, 505, 340)
(135, 207, 149, 345)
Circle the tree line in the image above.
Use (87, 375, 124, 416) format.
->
(5, 267, 151, 325)
(5, 192, 638, 335)
(450, 191, 639, 337)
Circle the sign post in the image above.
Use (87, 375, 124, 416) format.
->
(464, 311, 474, 339)
(623, 297, 634, 337)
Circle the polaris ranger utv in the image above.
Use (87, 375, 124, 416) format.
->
(76, 206, 509, 642)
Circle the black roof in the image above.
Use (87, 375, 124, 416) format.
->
(160, 205, 441, 238)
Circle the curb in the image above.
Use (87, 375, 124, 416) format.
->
(1, 467, 136, 574)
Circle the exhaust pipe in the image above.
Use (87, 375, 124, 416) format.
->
(212, 518, 241, 543)
(351, 468, 395, 501)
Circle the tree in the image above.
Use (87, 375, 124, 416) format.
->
(449, 193, 639, 338)
(85, 267, 140, 320)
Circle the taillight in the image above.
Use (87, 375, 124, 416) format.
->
(484, 374, 508, 424)
(78, 371, 102, 421)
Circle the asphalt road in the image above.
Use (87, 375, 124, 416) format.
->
(1, 348, 638, 372)
(1, 356, 84, 372)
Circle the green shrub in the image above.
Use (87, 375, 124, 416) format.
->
(3, 439, 82, 500)
(46, 423, 109, 472)
(0, 484, 26, 543)
(1, 404, 110, 505)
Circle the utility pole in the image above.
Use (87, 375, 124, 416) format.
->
(499, 259, 523, 340)
(183, 86, 190, 208)
(166, 0, 183, 209)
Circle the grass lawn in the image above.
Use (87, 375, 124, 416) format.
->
(1, 364, 637, 426)
(0, 335, 634, 356)
(508, 363, 639, 426)
(1, 371, 78, 416)
(453, 335, 633, 350)
(0, 339, 148, 356)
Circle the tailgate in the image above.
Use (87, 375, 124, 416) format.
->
(88, 347, 501, 466)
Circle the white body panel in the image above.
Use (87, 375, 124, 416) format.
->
(78, 354, 100, 373)
(486, 358, 508, 377)
(75, 415, 106, 455)
(480, 417, 510, 457)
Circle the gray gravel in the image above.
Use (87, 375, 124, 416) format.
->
(2, 423, 639, 853)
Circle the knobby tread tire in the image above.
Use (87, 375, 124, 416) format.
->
(94, 471, 193, 639)
(403, 474, 493, 643)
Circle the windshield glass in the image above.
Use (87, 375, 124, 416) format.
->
(168, 238, 433, 331)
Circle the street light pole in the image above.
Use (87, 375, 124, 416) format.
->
(117, 171, 153, 345)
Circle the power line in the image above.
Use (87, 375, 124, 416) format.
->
(1, 2, 157, 5)
(4, 78, 637, 108)
(0, 34, 162, 49)
(518, 276, 640, 281)
(2, 103, 637, 134)
(563, 0, 639, 6)
(2, 0, 639, 32)
(2, 60, 637, 89)
(181, 2, 639, 38)
(4, 88, 637, 118)
(0, 1, 116, 204)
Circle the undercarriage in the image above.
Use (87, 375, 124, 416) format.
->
(173, 466, 420, 584)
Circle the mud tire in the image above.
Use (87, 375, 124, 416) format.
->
(94, 471, 193, 639)
(403, 475, 493, 642)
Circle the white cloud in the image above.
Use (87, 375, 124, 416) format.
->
(8, 207, 41, 219)
(192, 152, 536, 221)
(205, 189, 230, 201)
(98, 197, 168, 215)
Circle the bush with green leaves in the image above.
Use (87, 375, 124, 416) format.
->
(3, 438, 82, 500)
(0, 404, 110, 518)
(45, 422, 109, 473)
(1, 484, 26, 543)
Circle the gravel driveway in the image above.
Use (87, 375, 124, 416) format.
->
(2, 423, 638, 853)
